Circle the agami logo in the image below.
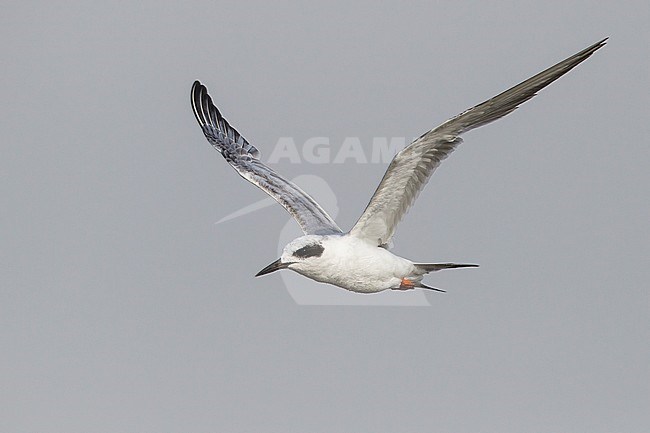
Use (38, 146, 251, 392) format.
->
(216, 174, 432, 306)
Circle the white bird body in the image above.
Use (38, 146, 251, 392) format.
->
(282, 235, 416, 293)
(190, 39, 606, 294)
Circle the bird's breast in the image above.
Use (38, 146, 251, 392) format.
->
(298, 237, 414, 293)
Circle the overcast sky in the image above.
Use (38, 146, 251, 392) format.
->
(2, 1, 648, 432)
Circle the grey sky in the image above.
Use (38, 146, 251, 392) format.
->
(2, 1, 648, 432)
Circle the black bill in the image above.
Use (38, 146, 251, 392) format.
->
(255, 259, 292, 277)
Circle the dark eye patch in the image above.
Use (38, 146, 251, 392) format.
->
(294, 243, 324, 258)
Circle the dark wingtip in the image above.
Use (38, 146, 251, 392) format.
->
(191, 80, 202, 95)
(581, 38, 608, 58)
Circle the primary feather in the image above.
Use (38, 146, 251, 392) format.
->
(191, 81, 342, 236)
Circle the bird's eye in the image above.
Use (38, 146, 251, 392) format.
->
(293, 244, 324, 258)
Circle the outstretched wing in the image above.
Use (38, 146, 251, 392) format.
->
(191, 81, 342, 235)
(349, 38, 607, 246)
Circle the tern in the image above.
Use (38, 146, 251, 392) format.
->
(191, 38, 606, 293)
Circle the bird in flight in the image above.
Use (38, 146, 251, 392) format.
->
(191, 38, 606, 293)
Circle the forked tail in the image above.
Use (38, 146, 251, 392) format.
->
(414, 263, 479, 273)
(409, 263, 478, 292)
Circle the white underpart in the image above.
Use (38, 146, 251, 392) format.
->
(285, 235, 419, 293)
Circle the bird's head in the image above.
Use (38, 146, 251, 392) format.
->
(255, 235, 326, 277)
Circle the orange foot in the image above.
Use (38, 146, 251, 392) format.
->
(399, 278, 415, 290)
